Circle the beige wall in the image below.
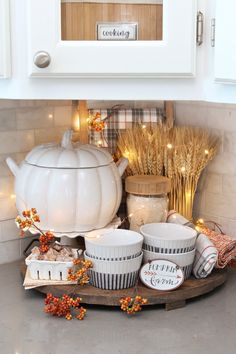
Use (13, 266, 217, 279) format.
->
(175, 101, 236, 238)
(0, 100, 74, 264)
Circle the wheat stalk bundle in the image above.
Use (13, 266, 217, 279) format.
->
(117, 125, 218, 220)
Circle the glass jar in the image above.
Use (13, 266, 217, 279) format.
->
(125, 175, 171, 232)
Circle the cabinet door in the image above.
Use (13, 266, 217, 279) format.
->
(0, 0, 11, 78)
(214, 0, 236, 83)
(28, 0, 197, 78)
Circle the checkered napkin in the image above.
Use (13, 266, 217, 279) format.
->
(89, 108, 164, 153)
(167, 211, 218, 279)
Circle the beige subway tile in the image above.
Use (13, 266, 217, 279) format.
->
(0, 110, 16, 131)
(223, 131, 236, 154)
(0, 236, 34, 264)
(47, 100, 73, 106)
(193, 191, 206, 215)
(0, 196, 17, 220)
(54, 106, 73, 126)
(0, 219, 19, 242)
(16, 107, 54, 130)
(202, 173, 223, 194)
(222, 175, 236, 195)
(175, 103, 207, 127)
(0, 99, 20, 109)
(0, 176, 14, 198)
(205, 192, 236, 219)
(34, 126, 70, 145)
(0, 130, 35, 154)
(207, 152, 236, 175)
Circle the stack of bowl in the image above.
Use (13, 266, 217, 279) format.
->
(84, 229, 143, 290)
(140, 223, 197, 279)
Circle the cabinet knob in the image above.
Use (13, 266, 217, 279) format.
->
(33, 51, 51, 68)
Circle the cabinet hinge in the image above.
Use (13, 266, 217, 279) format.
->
(196, 11, 204, 46)
(211, 18, 216, 47)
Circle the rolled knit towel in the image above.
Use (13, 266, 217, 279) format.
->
(167, 211, 218, 278)
(192, 234, 218, 278)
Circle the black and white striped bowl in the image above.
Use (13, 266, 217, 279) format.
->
(84, 251, 143, 290)
(143, 243, 195, 254)
(140, 223, 197, 255)
(142, 249, 195, 280)
(85, 250, 142, 262)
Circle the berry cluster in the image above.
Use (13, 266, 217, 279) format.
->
(15, 208, 55, 253)
(88, 112, 106, 132)
(120, 296, 148, 315)
(68, 259, 93, 285)
(44, 293, 86, 320)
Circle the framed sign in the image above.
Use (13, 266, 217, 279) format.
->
(140, 259, 184, 291)
(97, 22, 138, 41)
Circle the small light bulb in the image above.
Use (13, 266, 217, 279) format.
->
(181, 167, 186, 173)
(128, 213, 133, 218)
(48, 113, 53, 119)
(97, 140, 102, 146)
(96, 235, 100, 239)
(142, 124, 146, 129)
(198, 218, 204, 224)
(173, 215, 177, 219)
(10, 194, 16, 199)
(186, 192, 191, 197)
(204, 149, 209, 155)
(167, 143, 173, 149)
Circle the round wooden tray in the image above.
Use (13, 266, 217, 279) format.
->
(20, 263, 228, 311)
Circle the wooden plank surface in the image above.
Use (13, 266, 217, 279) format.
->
(61, 2, 163, 40)
(78, 100, 89, 144)
(20, 262, 227, 309)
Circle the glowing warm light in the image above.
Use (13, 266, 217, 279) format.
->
(195, 226, 200, 232)
(96, 235, 100, 239)
(73, 115, 80, 131)
(167, 143, 173, 149)
(198, 218, 204, 224)
(142, 124, 146, 129)
(181, 167, 186, 172)
(186, 192, 192, 198)
(97, 140, 102, 146)
(86, 118, 90, 122)
(204, 149, 209, 155)
(173, 215, 177, 219)
(48, 113, 53, 119)
(128, 213, 134, 218)
(10, 194, 16, 199)
(124, 150, 130, 158)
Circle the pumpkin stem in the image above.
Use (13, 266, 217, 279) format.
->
(61, 130, 73, 149)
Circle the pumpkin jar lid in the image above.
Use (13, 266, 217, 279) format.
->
(125, 175, 171, 195)
(25, 130, 113, 169)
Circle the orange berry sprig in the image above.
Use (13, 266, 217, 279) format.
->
(87, 112, 106, 132)
(15, 208, 55, 254)
(44, 293, 86, 320)
(120, 296, 148, 315)
(68, 259, 93, 285)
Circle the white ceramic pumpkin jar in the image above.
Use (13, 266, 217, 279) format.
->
(6, 130, 128, 236)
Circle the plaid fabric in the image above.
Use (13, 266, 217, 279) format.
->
(88, 108, 164, 153)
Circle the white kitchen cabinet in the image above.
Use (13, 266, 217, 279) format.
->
(27, 0, 197, 78)
(214, 0, 236, 83)
(0, 0, 11, 78)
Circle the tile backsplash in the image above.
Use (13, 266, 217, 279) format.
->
(175, 101, 236, 238)
(0, 99, 236, 265)
(0, 100, 74, 264)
